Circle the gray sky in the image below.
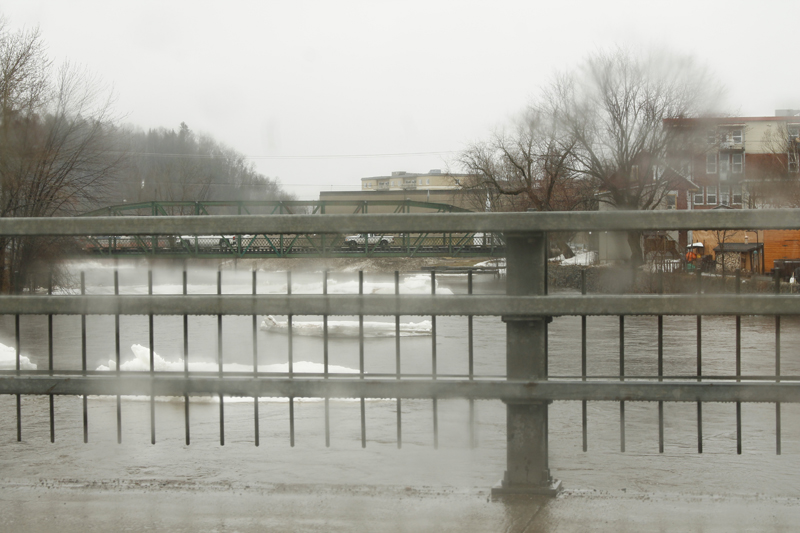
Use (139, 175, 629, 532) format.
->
(4, 1, 798, 199)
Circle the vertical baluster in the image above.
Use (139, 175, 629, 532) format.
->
(431, 271, 438, 450)
(619, 315, 625, 453)
(115, 270, 121, 444)
(218, 269, 224, 446)
(696, 267, 703, 454)
(359, 271, 366, 448)
(15, 313, 21, 442)
(82, 272, 88, 444)
(774, 270, 781, 455)
(468, 270, 476, 449)
(736, 269, 742, 455)
(253, 269, 259, 447)
(288, 271, 295, 447)
(581, 269, 587, 453)
(148, 270, 155, 445)
(658, 271, 664, 454)
(324, 270, 330, 448)
(184, 268, 190, 445)
(48, 270, 54, 443)
(395, 270, 402, 449)
(658, 315, 664, 454)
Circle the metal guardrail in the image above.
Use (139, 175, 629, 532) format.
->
(1, 209, 799, 496)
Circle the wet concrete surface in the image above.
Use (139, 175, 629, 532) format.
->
(1, 481, 798, 533)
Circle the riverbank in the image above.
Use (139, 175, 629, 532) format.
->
(93, 256, 491, 274)
(74, 256, 789, 294)
(549, 264, 792, 294)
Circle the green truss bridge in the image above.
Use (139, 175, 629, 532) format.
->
(79, 200, 505, 258)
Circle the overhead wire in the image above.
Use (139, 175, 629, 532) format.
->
(118, 150, 458, 160)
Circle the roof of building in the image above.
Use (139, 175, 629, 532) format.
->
(664, 116, 800, 127)
(361, 170, 472, 181)
(713, 243, 764, 253)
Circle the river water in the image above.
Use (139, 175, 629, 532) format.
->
(0, 260, 797, 497)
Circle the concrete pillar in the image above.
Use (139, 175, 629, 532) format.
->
(493, 231, 561, 496)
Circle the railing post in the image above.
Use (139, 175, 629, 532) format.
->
(493, 230, 562, 497)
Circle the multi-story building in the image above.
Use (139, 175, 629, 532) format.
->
(665, 110, 800, 211)
(663, 111, 800, 273)
(319, 170, 478, 213)
(359, 169, 469, 191)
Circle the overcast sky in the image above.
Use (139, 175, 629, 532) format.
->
(4, 1, 798, 199)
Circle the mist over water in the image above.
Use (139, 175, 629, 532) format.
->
(0, 260, 797, 496)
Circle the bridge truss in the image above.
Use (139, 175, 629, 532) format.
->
(79, 200, 505, 258)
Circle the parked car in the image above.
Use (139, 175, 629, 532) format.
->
(343, 233, 394, 250)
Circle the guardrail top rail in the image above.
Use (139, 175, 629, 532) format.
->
(4, 208, 800, 236)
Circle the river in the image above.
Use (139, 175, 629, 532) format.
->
(0, 260, 797, 497)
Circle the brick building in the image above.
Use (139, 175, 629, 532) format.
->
(664, 110, 800, 211)
(657, 111, 800, 273)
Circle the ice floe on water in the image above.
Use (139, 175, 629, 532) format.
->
(94, 344, 359, 403)
(260, 316, 432, 337)
(0, 342, 36, 370)
(97, 344, 357, 374)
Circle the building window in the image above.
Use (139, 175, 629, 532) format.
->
(732, 186, 742, 205)
(732, 153, 743, 173)
(694, 188, 704, 206)
(707, 187, 717, 204)
(788, 125, 799, 139)
(426, 179, 430, 185)
(720, 188, 730, 206)
(666, 194, 676, 210)
(707, 129, 716, 144)
(706, 153, 717, 174)
(730, 129, 743, 143)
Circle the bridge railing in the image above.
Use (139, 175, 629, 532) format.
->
(1, 209, 799, 495)
(79, 231, 506, 258)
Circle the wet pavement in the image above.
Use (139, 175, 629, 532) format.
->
(1, 481, 798, 532)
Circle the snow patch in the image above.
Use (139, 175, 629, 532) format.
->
(0, 342, 36, 370)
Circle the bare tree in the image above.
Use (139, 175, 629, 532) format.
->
(547, 48, 722, 264)
(746, 122, 800, 208)
(0, 21, 123, 292)
(458, 108, 596, 257)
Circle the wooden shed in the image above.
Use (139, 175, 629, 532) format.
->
(763, 230, 800, 270)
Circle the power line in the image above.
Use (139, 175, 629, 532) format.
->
(121, 150, 458, 160)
